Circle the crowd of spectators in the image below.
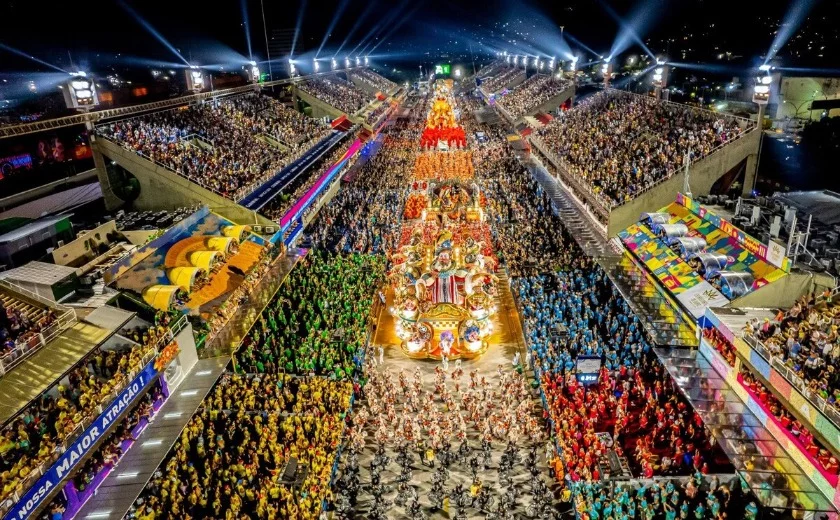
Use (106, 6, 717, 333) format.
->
(128, 401, 346, 519)
(307, 94, 430, 254)
(481, 67, 523, 94)
(97, 93, 328, 201)
(739, 367, 840, 475)
(261, 138, 355, 222)
(299, 76, 370, 115)
(234, 251, 385, 379)
(536, 90, 749, 206)
(351, 68, 398, 94)
(206, 373, 352, 415)
(574, 476, 756, 520)
(38, 382, 164, 520)
(495, 74, 572, 118)
(0, 326, 165, 506)
(1, 296, 58, 369)
(308, 125, 418, 254)
(746, 293, 840, 409)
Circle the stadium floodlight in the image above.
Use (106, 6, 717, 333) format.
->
(288, 59, 296, 77)
(753, 76, 771, 105)
(355, 57, 361, 67)
(185, 66, 204, 92)
(345, 57, 351, 68)
(513, 55, 518, 66)
(365, 56, 369, 65)
(532, 56, 538, 67)
(332, 58, 337, 70)
(64, 71, 98, 110)
(248, 61, 260, 83)
(314, 59, 320, 72)
(506, 55, 511, 64)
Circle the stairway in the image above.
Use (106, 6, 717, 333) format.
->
(600, 254, 698, 348)
(525, 160, 614, 258)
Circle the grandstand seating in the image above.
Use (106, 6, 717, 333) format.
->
(351, 68, 398, 94)
(0, 290, 59, 374)
(495, 74, 573, 119)
(536, 90, 754, 208)
(299, 75, 371, 115)
(96, 93, 330, 202)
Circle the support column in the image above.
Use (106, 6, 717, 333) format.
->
(90, 138, 125, 211)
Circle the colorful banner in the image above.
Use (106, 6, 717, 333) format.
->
(676, 193, 791, 273)
(6, 360, 160, 520)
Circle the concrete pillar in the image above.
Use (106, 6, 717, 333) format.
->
(90, 138, 125, 211)
(743, 153, 758, 196)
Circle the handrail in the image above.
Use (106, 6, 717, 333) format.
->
(531, 119, 760, 213)
(742, 332, 840, 431)
(0, 308, 76, 377)
(0, 315, 184, 516)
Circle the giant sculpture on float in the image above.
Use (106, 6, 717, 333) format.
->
(390, 84, 498, 359)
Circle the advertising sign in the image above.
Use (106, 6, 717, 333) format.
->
(576, 356, 602, 384)
(6, 360, 159, 520)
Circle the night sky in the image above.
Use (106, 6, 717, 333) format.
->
(0, 0, 837, 76)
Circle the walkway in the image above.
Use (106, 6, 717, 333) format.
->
(201, 249, 304, 358)
(73, 357, 229, 520)
(238, 130, 348, 211)
(525, 157, 614, 258)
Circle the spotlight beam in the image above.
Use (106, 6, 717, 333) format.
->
(600, 0, 663, 59)
(0, 43, 69, 74)
(117, 1, 191, 66)
(291, 0, 308, 58)
(240, 0, 252, 60)
(316, 0, 351, 59)
(334, 0, 379, 58)
(349, 0, 410, 57)
(765, 0, 819, 63)
(564, 33, 600, 58)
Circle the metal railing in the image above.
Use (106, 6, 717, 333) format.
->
(0, 280, 78, 377)
(0, 314, 186, 516)
(528, 136, 612, 223)
(528, 89, 761, 214)
(743, 332, 840, 430)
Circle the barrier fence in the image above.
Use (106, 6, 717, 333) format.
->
(0, 314, 186, 517)
(743, 332, 840, 429)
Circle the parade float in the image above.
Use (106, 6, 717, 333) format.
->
(389, 85, 499, 359)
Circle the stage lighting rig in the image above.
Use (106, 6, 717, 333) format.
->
(549, 57, 555, 71)
(345, 57, 351, 68)
(364, 56, 369, 65)
(652, 59, 669, 99)
(753, 74, 772, 105)
(63, 71, 98, 111)
(288, 59, 297, 77)
(506, 55, 511, 65)
(332, 58, 338, 70)
(570, 56, 578, 72)
(247, 61, 260, 83)
(314, 59, 320, 72)
(601, 59, 613, 88)
(185, 66, 204, 93)
(355, 57, 361, 67)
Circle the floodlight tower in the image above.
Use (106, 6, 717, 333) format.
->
(185, 66, 205, 93)
(248, 61, 261, 84)
(601, 58, 613, 89)
(63, 71, 98, 113)
(652, 59, 669, 100)
(753, 66, 774, 127)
